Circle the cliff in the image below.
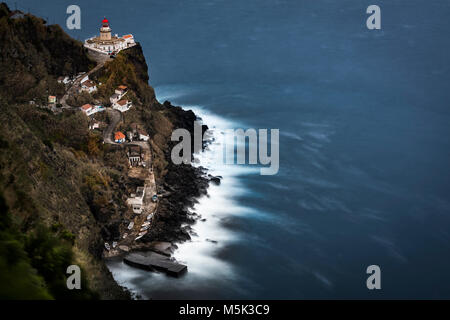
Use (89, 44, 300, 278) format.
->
(0, 3, 208, 299)
(0, 3, 93, 104)
(88, 36, 211, 245)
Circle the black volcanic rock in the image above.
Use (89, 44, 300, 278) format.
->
(208, 175, 221, 185)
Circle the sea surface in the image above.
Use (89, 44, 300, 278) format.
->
(13, 0, 450, 298)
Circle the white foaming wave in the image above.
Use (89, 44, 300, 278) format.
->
(154, 84, 198, 102)
(108, 90, 265, 299)
(161, 100, 260, 291)
(187, 104, 244, 129)
(107, 262, 149, 299)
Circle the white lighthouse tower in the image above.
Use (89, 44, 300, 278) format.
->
(84, 17, 136, 55)
(100, 17, 112, 41)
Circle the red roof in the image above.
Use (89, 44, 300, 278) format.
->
(102, 17, 109, 27)
(82, 80, 95, 88)
(81, 104, 93, 110)
(115, 132, 125, 140)
(117, 99, 128, 106)
(123, 34, 133, 39)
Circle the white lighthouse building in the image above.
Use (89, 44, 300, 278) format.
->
(100, 17, 112, 41)
(84, 18, 136, 55)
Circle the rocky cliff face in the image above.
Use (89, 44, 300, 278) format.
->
(0, 3, 93, 104)
(89, 32, 211, 249)
(0, 3, 208, 299)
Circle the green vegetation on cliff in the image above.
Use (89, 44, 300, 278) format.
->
(0, 194, 97, 299)
(0, 4, 126, 299)
(0, 104, 127, 299)
(0, 3, 93, 104)
(0, 2, 202, 299)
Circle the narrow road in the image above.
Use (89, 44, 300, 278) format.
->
(60, 50, 109, 109)
(120, 170, 157, 247)
(103, 108, 122, 144)
(103, 108, 152, 152)
(101, 107, 158, 250)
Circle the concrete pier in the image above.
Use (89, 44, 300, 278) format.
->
(123, 252, 187, 277)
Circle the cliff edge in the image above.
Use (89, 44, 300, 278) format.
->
(0, 3, 207, 299)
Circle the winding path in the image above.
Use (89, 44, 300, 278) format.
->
(101, 107, 159, 253)
(102, 108, 152, 153)
(103, 108, 122, 144)
(60, 51, 109, 109)
(69, 51, 159, 254)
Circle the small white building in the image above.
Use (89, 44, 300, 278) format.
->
(58, 76, 71, 85)
(81, 104, 95, 116)
(127, 186, 145, 214)
(138, 129, 150, 141)
(114, 131, 126, 143)
(110, 85, 127, 104)
(80, 80, 97, 94)
(90, 121, 100, 130)
(89, 119, 106, 130)
(81, 104, 105, 116)
(48, 96, 57, 104)
(80, 75, 89, 84)
(115, 85, 127, 96)
(113, 99, 132, 113)
(122, 34, 135, 46)
(127, 145, 143, 167)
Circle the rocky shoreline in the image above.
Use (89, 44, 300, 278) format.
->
(102, 101, 220, 290)
(106, 163, 211, 253)
(136, 101, 214, 246)
(0, 4, 221, 298)
(112, 107, 218, 263)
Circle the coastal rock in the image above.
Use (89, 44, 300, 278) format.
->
(123, 252, 187, 277)
(208, 175, 221, 185)
(149, 242, 175, 256)
(142, 161, 209, 244)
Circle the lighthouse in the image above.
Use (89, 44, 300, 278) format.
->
(100, 17, 112, 41)
(84, 17, 136, 55)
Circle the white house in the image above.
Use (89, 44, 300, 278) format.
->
(81, 104, 105, 116)
(113, 99, 132, 113)
(81, 104, 95, 116)
(110, 85, 127, 104)
(127, 186, 145, 214)
(80, 80, 97, 94)
(115, 85, 127, 96)
(48, 96, 57, 104)
(122, 34, 135, 47)
(80, 75, 89, 84)
(114, 131, 126, 143)
(138, 129, 150, 141)
(127, 145, 143, 167)
(89, 120, 100, 130)
(58, 76, 71, 85)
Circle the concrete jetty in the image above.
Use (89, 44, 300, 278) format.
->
(123, 252, 187, 277)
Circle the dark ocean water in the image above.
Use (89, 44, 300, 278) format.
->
(12, 0, 450, 298)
